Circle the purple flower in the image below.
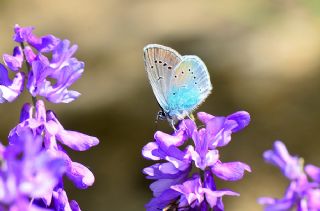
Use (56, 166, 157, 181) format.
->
(13, 24, 60, 53)
(0, 128, 65, 210)
(3, 46, 24, 71)
(263, 141, 304, 180)
(8, 100, 99, 208)
(0, 65, 25, 103)
(259, 141, 320, 211)
(171, 173, 238, 210)
(27, 40, 83, 103)
(0, 24, 84, 104)
(142, 111, 251, 210)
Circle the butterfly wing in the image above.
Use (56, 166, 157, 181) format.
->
(143, 44, 182, 110)
(167, 55, 212, 119)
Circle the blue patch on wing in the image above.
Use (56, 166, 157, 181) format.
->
(166, 85, 200, 113)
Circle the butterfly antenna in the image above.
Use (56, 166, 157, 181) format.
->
(154, 113, 160, 131)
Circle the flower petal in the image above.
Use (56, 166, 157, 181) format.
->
(0, 71, 24, 103)
(150, 171, 189, 197)
(13, 24, 33, 43)
(258, 197, 294, 211)
(171, 174, 204, 206)
(57, 129, 99, 151)
(46, 110, 99, 151)
(145, 189, 180, 211)
(66, 162, 95, 189)
(203, 188, 239, 208)
(142, 142, 161, 160)
(24, 46, 36, 63)
(70, 200, 81, 211)
(197, 112, 215, 124)
(19, 103, 33, 123)
(211, 161, 251, 181)
(226, 111, 250, 133)
(154, 130, 186, 147)
(305, 164, 320, 183)
(3, 46, 24, 71)
(53, 188, 73, 211)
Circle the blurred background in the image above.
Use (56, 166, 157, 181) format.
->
(1, 0, 320, 210)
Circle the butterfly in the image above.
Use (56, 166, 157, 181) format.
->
(143, 44, 212, 128)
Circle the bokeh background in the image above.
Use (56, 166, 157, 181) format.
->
(1, 0, 320, 210)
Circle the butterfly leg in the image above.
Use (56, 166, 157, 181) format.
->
(170, 119, 177, 131)
(187, 113, 195, 121)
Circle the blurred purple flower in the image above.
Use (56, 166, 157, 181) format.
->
(263, 141, 304, 180)
(259, 141, 320, 211)
(8, 100, 99, 209)
(0, 128, 65, 210)
(142, 111, 251, 210)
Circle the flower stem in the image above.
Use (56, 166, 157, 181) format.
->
(20, 42, 37, 106)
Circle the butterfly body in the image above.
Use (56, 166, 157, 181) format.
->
(143, 44, 212, 127)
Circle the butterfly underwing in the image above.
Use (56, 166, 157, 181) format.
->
(143, 44, 212, 128)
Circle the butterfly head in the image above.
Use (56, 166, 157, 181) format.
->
(156, 109, 179, 129)
(156, 110, 167, 121)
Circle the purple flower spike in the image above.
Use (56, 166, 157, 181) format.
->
(3, 46, 24, 71)
(0, 24, 98, 210)
(259, 140, 320, 211)
(143, 111, 251, 210)
(0, 64, 24, 103)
